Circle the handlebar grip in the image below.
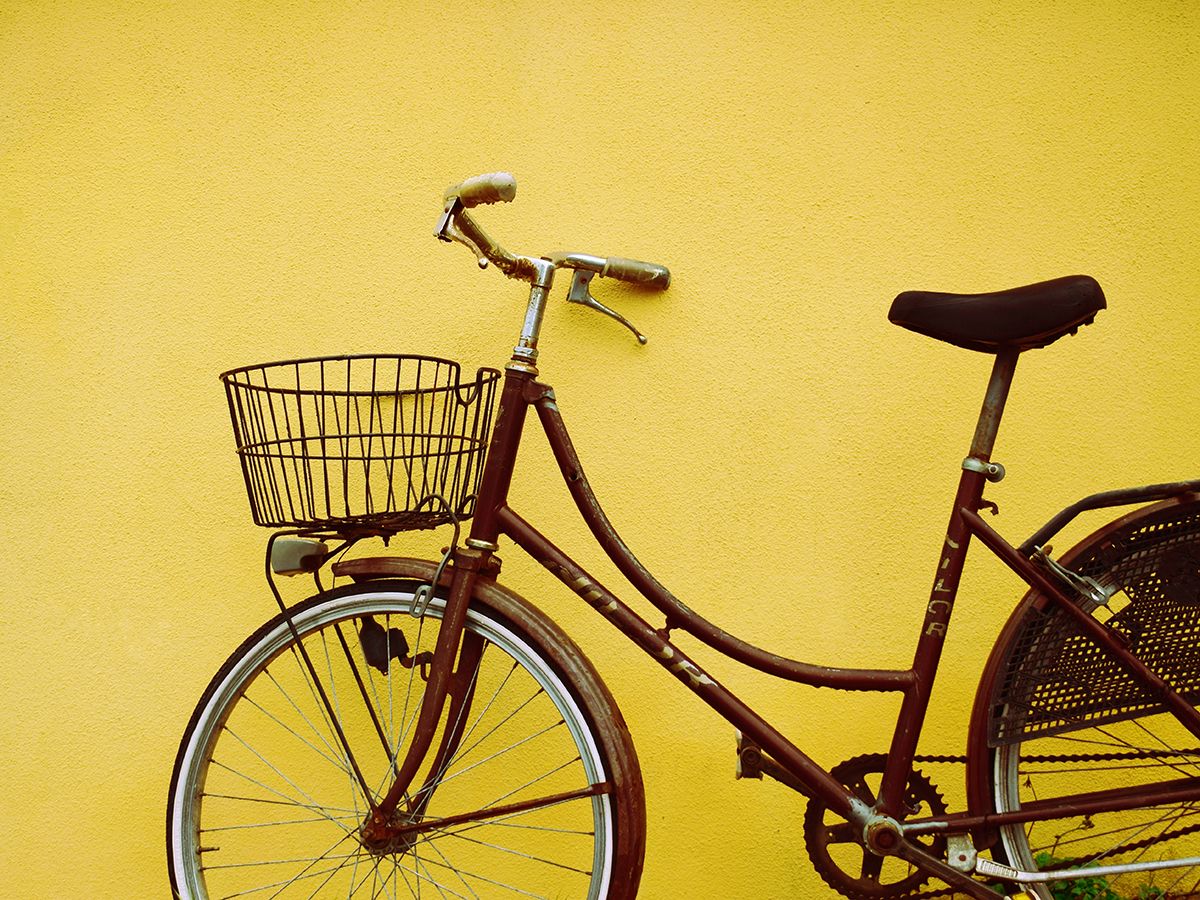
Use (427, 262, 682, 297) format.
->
(604, 257, 671, 289)
(444, 172, 517, 208)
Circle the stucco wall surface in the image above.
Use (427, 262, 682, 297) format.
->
(3, 1, 1199, 897)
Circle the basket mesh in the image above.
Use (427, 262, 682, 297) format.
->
(222, 355, 501, 534)
(989, 501, 1200, 746)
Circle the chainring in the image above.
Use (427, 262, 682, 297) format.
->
(803, 753, 948, 900)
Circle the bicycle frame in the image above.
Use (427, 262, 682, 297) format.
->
(341, 327, 1200, 898)
(349, 188, 1200, 896)
(177, 179, 1200, 900)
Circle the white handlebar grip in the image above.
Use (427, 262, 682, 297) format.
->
(444, 172, 517, 208)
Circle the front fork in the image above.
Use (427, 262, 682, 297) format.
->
(359, 363, 540, 843)
(360, 545, 490, 846)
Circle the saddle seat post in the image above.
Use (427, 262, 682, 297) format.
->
(877, 344, 1020, 819)
(969, 345, 1021, 466)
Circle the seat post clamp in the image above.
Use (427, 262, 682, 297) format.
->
(963, 457, 1006, 482)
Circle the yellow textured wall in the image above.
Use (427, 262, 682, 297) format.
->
(3, 1, 1199, 897)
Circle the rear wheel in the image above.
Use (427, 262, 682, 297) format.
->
(985, 498, 1200, 900)
(168, 580, 644, 900)
(994, 720, 1200, 900)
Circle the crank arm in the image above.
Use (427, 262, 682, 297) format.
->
(891, 836, 1023, 900)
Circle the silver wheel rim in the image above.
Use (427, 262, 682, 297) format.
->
(170, 589, 615, 900)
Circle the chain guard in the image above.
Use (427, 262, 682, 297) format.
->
(804, 754, 948, 900)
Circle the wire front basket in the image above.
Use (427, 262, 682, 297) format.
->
(222, 355, 501, 534)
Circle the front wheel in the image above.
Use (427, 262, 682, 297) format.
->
(982, 497, 1200, 900)
(168, 579, 644, 900)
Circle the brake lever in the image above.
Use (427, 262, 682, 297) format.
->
(565, 269, 648, 344)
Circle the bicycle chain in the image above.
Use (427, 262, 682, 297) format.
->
(1023, 747, 1200, 763)
(848, 750, 1200, 900)
(913, 748, 1200, 763)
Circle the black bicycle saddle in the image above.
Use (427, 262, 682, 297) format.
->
(888, 275, 1106, 353)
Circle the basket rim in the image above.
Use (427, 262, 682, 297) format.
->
(236, 434, 486, 457)
(219, 353, 502, 385)
(249, 508, 463, 533)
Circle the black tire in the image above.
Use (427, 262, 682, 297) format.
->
(984, 497, 1200, 900)
(168, 579, 644, 900)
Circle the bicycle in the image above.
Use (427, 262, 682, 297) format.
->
(167, 172, 1200, 900)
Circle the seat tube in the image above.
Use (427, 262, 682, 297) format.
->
(879, 346, 1019, 816)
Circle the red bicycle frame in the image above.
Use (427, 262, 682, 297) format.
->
(346, 179, 1200, 897)
(350, 332, 1200, 899)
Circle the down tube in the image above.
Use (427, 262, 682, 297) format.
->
(495, 505, 868, 823)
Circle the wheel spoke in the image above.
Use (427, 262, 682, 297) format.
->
(412, 853, 563, 900)
(417, 838, 483, 900)
(332, 621, 396, 767)
(206, 754, 357, 834)
(433, 833, 592, 878)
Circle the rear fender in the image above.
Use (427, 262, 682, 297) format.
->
(964, 493, 1200, 846)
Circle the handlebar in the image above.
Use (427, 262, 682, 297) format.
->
(443, 172, 517, 209)
(435, 172, 671, 345)
(603, 257, 671, 289)
(545, 252, 671, 289)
